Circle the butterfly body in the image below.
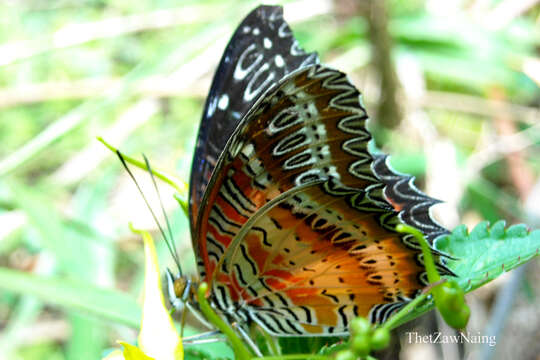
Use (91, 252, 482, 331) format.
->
(173, 5, 452, 338)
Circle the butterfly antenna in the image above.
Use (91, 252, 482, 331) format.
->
(115, 151, 182, 275)
(142, 154, 182, 277)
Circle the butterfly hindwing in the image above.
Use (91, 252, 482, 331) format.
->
(373, 154, 449, 242)
(212, 182, 417, 335)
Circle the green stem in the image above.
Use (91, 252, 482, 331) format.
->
(174, 194, 189, 219)
(256, 327, 279, 357)
(97, 136, 188, 198)
(197, 282, 252, 360)
(380, 224, 440, 331)
(396, 224, 440, 283)
(382, 223, 446, 331)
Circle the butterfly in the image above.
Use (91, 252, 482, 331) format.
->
(170, 5, 452, 339)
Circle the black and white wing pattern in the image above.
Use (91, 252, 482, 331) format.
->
(372, 155, 450, 244)
(189, 5, 319, 231)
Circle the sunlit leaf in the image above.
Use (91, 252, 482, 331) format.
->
(134, 226, 183, 360)
(0, 267, 140, 328)
(120, 342, 154, 360)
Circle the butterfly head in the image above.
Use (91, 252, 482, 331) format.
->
(166, 268, 196, 311)
(166, 269, 221, 330)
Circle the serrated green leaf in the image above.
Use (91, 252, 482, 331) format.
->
(390, 221, 540, 328)
(435, 221, 540, 292)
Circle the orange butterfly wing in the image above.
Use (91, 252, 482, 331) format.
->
(195, 65, 451, 335)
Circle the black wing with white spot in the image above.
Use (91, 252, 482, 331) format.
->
(189, 5, 319, 231)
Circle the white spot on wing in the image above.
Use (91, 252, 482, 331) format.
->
(218, 94, 229, 110)
(263, 37, 272, 49)
(206, 96, 218, 118)
(274, 55, 284, 68)
(231, 111, 242, 120)
(253, 27, 260, 35)
(241, 143, 255, 158)
(243, 26, 250, 33)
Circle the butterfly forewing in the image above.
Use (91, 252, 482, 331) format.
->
(190, 5, 319, 234)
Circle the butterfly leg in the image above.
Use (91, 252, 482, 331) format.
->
(182, 326, 262, 356)
(232, 322, 263, 357)
(183, 330, 225, 345)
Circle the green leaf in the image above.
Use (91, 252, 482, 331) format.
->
(67, 177, 117, 360)
(435, 221, 540, 292)
(279, 336, 342, 355)
(8, 182, 72, 270)
(120, 342, 154, 360)
(0, 267, 141, 328)
(0, 296, 43, 357)
(389, 221, 540, 328)
(67, 312, 108, 360)
(135, 226, 182, 360)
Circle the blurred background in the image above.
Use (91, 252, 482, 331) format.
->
(0, 0, 539, 359)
